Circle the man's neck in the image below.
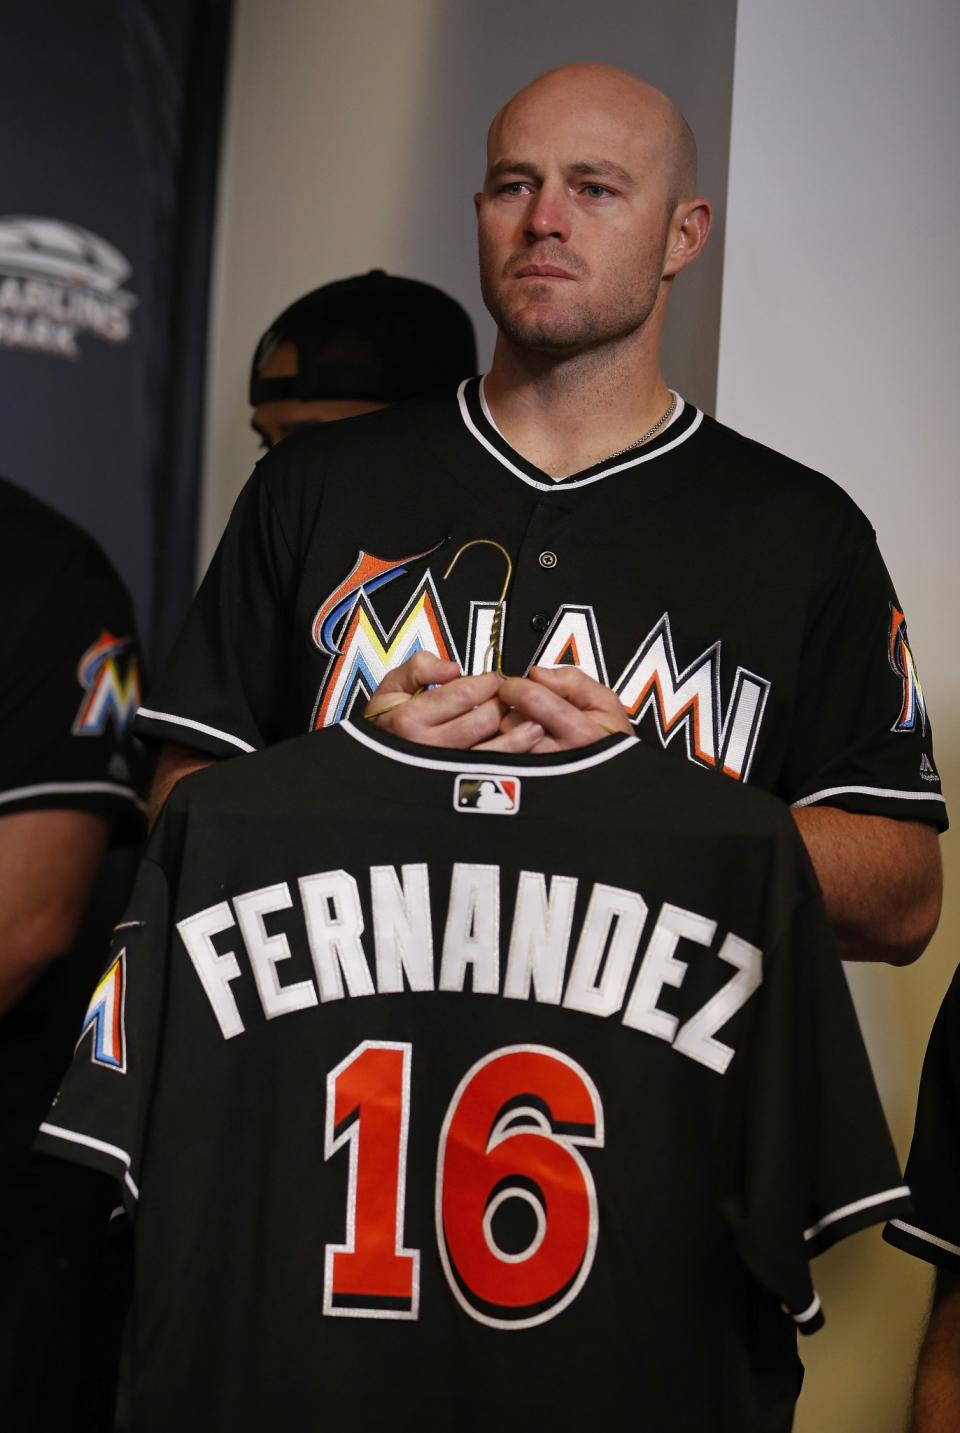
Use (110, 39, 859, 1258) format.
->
(482, 338, 673, 480)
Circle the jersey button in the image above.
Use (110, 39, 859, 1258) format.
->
(538, 550, 558, 569)
(530, 612, 549, 632)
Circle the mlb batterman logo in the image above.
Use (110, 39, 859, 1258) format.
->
(0, 216, 137, 359)
(454, 774, 521, 815)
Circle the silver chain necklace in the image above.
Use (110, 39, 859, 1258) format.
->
(601, 392, 677, 463)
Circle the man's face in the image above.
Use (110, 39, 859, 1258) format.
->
(250, 342, 386, 448)
(475, 83, 678, 356)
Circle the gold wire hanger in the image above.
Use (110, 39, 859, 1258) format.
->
(443, 539, 513, 675)
(364, 538, 514, 718)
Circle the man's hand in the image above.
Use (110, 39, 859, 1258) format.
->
(482, 667, 633, 754)
(365, 652, 544, 751)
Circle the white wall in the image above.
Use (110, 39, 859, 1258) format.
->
(719, 2, 960, 1428)
(199, 0, 736, 565)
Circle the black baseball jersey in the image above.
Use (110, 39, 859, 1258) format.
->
(39, 722, 908, 1433)
(135, 381, 946, 829)
(0, 476, 147, 832)
(0, 476, 149, 1255)
(884, 965, 960, 1272)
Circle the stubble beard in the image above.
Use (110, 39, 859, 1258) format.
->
(480, 248, 665, 359)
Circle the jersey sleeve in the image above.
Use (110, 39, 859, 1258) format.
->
(783, 535, 947, 830)
(883, 966, 960, 1271)
(0, 531, 148, 837)
(33, 854, 170, 1216)
(722, 895, 910, 1334)
(133, 468, 297, 758)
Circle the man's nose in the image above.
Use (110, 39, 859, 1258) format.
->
(524, 186, 570, 243)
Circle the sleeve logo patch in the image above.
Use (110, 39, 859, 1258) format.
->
(454, 775, 521, 815)
(76, 949, 127, 1072)
(72, 629, 141, 736)
(888, 604, 927, 736)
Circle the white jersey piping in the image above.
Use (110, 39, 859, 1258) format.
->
(341, 719, 638, 775)
(457, 379, 702, 490)
(792, 785, 945, 808)
(803, 1185, 910, 1242)
(479, 378, 686, 446)
(135, 707, 256, 754)
(888, 1219, 960, 1259)
(790, 1293, 822, 1325)
(0, 780, 145, 812)
(38, 1121, 139, 1200)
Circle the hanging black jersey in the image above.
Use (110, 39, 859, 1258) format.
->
(134, 380, 946, 829)
(884, 964, 960, 1272)
(39, 722, 908, 1433)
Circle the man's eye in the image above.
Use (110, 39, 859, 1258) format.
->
(583, 183, 613, 198)
(500, 182, 530, 195)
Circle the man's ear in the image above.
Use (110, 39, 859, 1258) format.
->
(663, 198, 712, 277)
(473, 192, 483, 214)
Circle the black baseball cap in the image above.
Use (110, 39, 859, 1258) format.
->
(249, 270, 478, 406)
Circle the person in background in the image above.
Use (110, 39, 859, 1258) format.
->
(248, 268, 478, 449)
(0, 474, 149, 1431)
(884, 967, 960, 1431)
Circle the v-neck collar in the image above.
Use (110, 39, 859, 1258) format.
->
(456, 375, 702, 491)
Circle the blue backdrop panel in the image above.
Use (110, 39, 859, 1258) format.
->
(0, 1, 231, 662)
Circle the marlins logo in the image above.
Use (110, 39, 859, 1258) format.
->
(888, 604, 927, 734)
(311, 546, 455, 728)
(72, 629, 141, 736)
(76, 950, 127, 1072)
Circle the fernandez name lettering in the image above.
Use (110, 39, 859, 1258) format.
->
(176, 863, 762, 1075)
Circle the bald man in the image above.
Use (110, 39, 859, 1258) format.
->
(138, 63, 945, 964)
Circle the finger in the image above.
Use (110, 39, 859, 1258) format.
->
(369, 669, 502, 726)
(379, 694, 506, 749)
(529, 734, 562, 754)
(363, 692, 413, 722)
(373, 651, 462, 698)
(401, 672, 504, 727)
(497, 708, 529, 735)
(526, 667, 632, 733)
(498, 677, 596, 741)
(498, 676, 617, 747)
(473, 721, 545, 754)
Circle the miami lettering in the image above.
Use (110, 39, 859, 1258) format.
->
(310, 556, 770, 781)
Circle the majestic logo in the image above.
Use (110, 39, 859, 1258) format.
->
(76, 950, 127, 1072)
(454, 775, 521, 815)
(310, 557, 771, 782)
(888, 604, 927, 734)
(73, 629, 141, 736)
(919, 754, 939, 783)
(0, 216, 137, 360)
